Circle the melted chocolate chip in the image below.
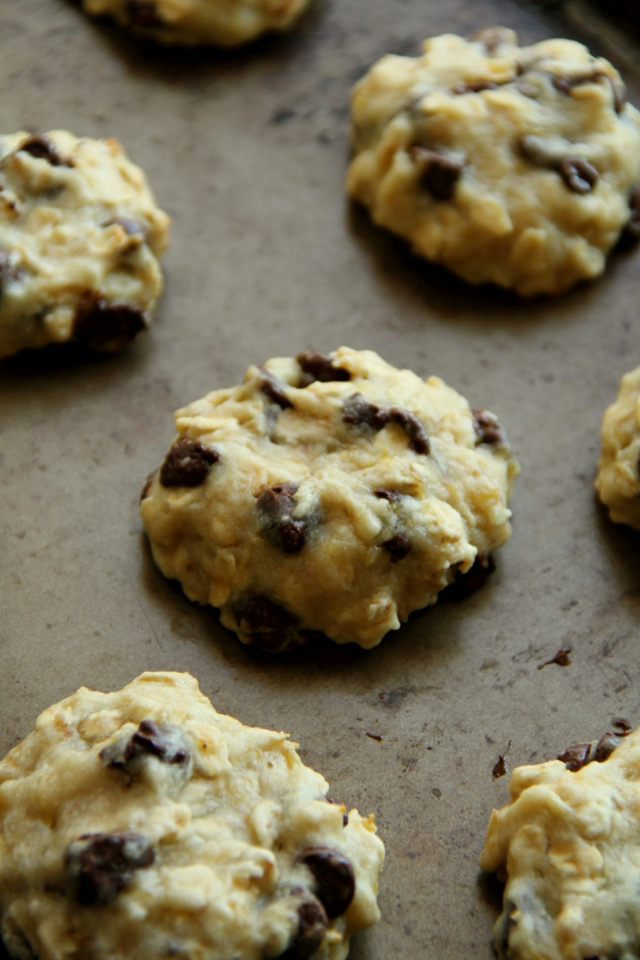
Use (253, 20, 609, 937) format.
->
(18, 135, 73, 167)
(258, 483, 307, 553)
(472, 409, 504, 445)
(453, 80, 498, 94)
(551, 70, 626, 113)
(382, 533, 412, 563)
(65, 833, 154, 905)
(537, 644, 572, 670)
(558, 158, 598, 195)
(125, 0, 163, 27)
(593, 732, 624, 762)
(410, 146, 463, 201)
(299, 848, 355, 920)
(100, 720, 191, 776)
(558, 742, 593, 772)
(159, 438, 219, 488)
(296, 351, 351, 385)
(388, 407, 430, 454)
(440, 554, 496, 601)
(233, 597, 302, 653)
(278, 898, 328, 959)
(259, 368, 294, 410)
(342, 393, 389, 431)
(73, 294, 147, 351)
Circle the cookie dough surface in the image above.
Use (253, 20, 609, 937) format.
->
(0, 130, 169, 359)
(480, 723, 640, 960)
(140, 347, 518, 650)
(0, 671, 384, 960)
(346, 28, 640, 296)
(595, 365, 640, 530)
(81, 0, 311, 47)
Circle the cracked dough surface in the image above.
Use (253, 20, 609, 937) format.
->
(480, 726, 640, 960)
(140, 347, 518, 650)
(81, 0, 311, 47)
(0, 671, 383, 960)
(0, 130, 169, 359)
(595, 365, 640, 530)
(346, 28, 640, 297)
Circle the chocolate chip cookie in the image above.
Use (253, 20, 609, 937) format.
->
(595, 365, 640, 530)
(140, 347, 518, 650)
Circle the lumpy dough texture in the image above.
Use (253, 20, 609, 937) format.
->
(81, 0, 311, 46)
(140, 347, 518, 650)
(595, 365, 640, 530)
(0, 130, 169, 359)
(346, 28, 640, 296)
(480, 724, 640, 960)
(0, 671, 384, 960)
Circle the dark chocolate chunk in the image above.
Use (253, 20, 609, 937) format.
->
(277, 897, 328, 959)
(388, 407, 430, 454)
(373, 489, 402, 503)
(296, 351, 351, 385)
(17, 135, 73, 168)
(342, 393, 390, 431)
(440, 554, 496, 601)
(382, 533, 412, 563)
(469, 27, 513, 54)
(558, 158, 598, 194)
(557, 742, 593, 772)
(299, 847, 355, 920)
(453, 80, 498, 94)
(492, 741, 511, 779)
(257, 483, 307, 553)
(65, 832, 154, 906)
(472, 408, 504, 445)
(259, 368, 294, 410)
(410, 146, 463, 202)
(233, 597, 302, 653)
(366, 731, 383, 741)
(537, 644, 572, 670)
(100, 720, 191, 776)
(159, 438, 219, 488)
(73, 293, 147, 352)
(593, 732, 624, 763)
(125, 0, 163, 28)
(621, 186, 640, 243)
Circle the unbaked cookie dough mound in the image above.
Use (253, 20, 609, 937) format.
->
(81, 0, 311, 47)
(347, 28, 640, 297)
(0, 671, 384, 960)
(480, 721, 640, 960)
(595, 365, 640, 530)
(0, 130, 169, 359)
(140, 347, 518, 650)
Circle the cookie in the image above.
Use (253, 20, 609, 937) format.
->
(0, 130, 169, 359)
(140, 347, 518, 650)
(346, 28, 640, 297)
(0, 671, 384, 960)
(80, 0, 311, 47)
(595, 365, 640, 531)
(480, 720, 639, 960)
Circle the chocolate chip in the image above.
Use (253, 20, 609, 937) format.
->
(342, 393, 390, 431)
(259, 368, 294, 410)
(17, 135, 73, 168)
(125, 0, 163, 28)
(537, 644, 572, 670)
(299, 848, 355, 920)
(621, 186, 640, 243)
(159, 438, 219, 488)
(557, 742, 593, 772)
(551, 70, 626, 113)
(277, 897, 328, 959)
(233, 597, 302, 653)
(410, 146, 463, 201)
(388, 407, 430, 454)
(453, 80, 498, 94)
(611, 717, 632, 736)
(296, 351, 351, 385)
(609, 77, 626, 114)
(593, 732, 623, 763)
(469, 27, 513, 54)
(73, 293, 147, 352)
(100, 720, 191, 776)
(257, 483, 307, 553)
(373, 489, 402, 502)
(440, 554, 496, 601)
(492, 754, 507, 779)
(472, 409, 504, 445)
(558, 158, 598, 194)
(65, 833, 154, 906)
(382, 533, 412, 562)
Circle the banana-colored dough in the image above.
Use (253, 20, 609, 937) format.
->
(81, 0, 311, 47)
(0, 671, 384, 960)
(0, 130, 169, 358)
(347, 28, 640, 297)
(480, 725, 640, 960)
(140, 347, 518, 650)
(595, 365, 640, 530)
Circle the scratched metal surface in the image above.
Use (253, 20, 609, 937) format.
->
(0, 0, 639, 957)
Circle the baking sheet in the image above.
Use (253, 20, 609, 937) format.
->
(1, 0, 639, 956)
